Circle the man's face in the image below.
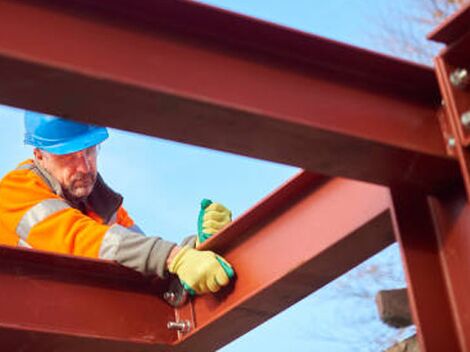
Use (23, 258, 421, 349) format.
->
(35, 146, 98, 202)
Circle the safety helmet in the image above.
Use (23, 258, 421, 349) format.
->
(24, 111, 109, 155)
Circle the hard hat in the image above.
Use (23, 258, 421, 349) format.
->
(24, 111, 109, 155)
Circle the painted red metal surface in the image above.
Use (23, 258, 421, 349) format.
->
(430, 193, 470, 350)
(0, 171, 395, 351)
(175, 172, 394, 351)
(391, 186, 470, 351)
(428, 2, 470, 45)
(435, 58, 470, 199)
(0, 1, 469, 351)
(0, 0, 460, 193)
(0, 245, 176, 351)
(385, 6, 470, 351)
(431, 3, 470, 199)
(390, 189, 461, 351)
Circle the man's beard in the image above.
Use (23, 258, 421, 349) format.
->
(62, 172, 97, 203)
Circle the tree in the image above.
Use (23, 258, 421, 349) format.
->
(372, 0, 469, 64)
(302, 244, 416, 352)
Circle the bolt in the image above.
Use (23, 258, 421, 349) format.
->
(164, 291, 176, 303)
(167, 320, 191, 333)
(450, 68, 469, 89)
(448, 136, 456, 148)
(461, 111, 470, 128)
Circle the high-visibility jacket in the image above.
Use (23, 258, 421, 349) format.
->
(0, 159, 175, 278)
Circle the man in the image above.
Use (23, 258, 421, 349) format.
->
(0, 111, 233, 295)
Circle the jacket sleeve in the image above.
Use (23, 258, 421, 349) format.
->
(0, 168, 175, 278)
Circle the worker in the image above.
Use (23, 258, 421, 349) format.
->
(0, 111, 234, 295)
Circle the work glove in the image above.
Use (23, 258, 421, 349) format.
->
(197, 199, 232, 247)
(168, 245, 234, 295)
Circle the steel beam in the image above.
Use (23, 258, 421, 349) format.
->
(430, 2, 470, 200)
(391, 186, 470, 352)
(392, 4, 470, 350)
(0, 245, 176, 351)
(428, 2, 470, 45)
(174, 172, 394, 351)
(0, 171, 395, 351)
(0, 0, 460, 193)
(390, 189, 462, 351)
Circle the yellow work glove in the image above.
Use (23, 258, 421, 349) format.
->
(168, 245, 234, 295)
(197, 199, 232, 247)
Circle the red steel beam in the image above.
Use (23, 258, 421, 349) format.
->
(390, 189, 461, 351)
(0, 245, 176, 351)
(0, 171, 395, 351)
(391, 187, 470, 351)
(392, 4, 470, 351)
(428, 2, 470, 45)
(392, 7, 470, 350)
(430, 2, 470, 200)
(175, 172, 394, 351)
(0, 0, 460, 193)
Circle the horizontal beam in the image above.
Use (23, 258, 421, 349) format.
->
(0, 171, 394, 351)
(0, 0, 460, 192)
(0, 245, 176, 351)
(176, 172, 395, 350)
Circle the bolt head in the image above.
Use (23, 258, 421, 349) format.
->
(450, 68, 469, 89)
(167, 320, 191, 333)
(461, 111, 470, 128)
(448, 137, 456, 148)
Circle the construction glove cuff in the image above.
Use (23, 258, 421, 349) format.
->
(168, 245, 234, 295)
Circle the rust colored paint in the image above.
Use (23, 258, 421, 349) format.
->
(428, 2, 470, 44)
(0, 1, 469, 351)
(435, 58, 470, 199)
(389, 189, 461, 351)
(430, 193, 470, 350)
(427, 6, 470, 349)
(0, 172, 395, 351)
(0, 245, 176, 351)
(175, 172, 394, 351)
(432, 1, 470, 200)
(0, 0, 460, 192)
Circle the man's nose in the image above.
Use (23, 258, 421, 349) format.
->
(74, 152, 91, 173)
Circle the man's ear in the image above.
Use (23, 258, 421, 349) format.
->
(33, 148, 43, 161)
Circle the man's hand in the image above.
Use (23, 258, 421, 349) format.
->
(168, 245, 234, 295)
(197, 199, 232, 246)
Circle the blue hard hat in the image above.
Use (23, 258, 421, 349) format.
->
(24, 111, 109, 155)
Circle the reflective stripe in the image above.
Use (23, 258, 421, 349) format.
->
(15, 163, 35, 171)
(107, 211, 117, 225)
(16, 199, 70, 240)
(17, 238, 32, 248)
(99, 224, 128, 260)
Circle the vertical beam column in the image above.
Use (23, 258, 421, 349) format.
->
(390, 188, 470, 351)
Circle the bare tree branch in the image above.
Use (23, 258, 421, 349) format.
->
(369, 0, 468, 64)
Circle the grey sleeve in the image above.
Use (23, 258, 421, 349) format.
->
(180, 234, 197, 248)
(128, 223, 145, 234)
(99, 224, 175, 279)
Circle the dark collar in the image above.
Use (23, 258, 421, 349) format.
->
(86, 174, 123, 223)
(32, 160, 122, 223)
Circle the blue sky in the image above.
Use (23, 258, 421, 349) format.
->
(0, 0, 426, 350)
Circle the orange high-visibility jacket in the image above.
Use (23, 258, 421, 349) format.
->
(0, 159, 175, 278)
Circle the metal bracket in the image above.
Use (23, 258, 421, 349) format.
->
(436, 59, 470, 200)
